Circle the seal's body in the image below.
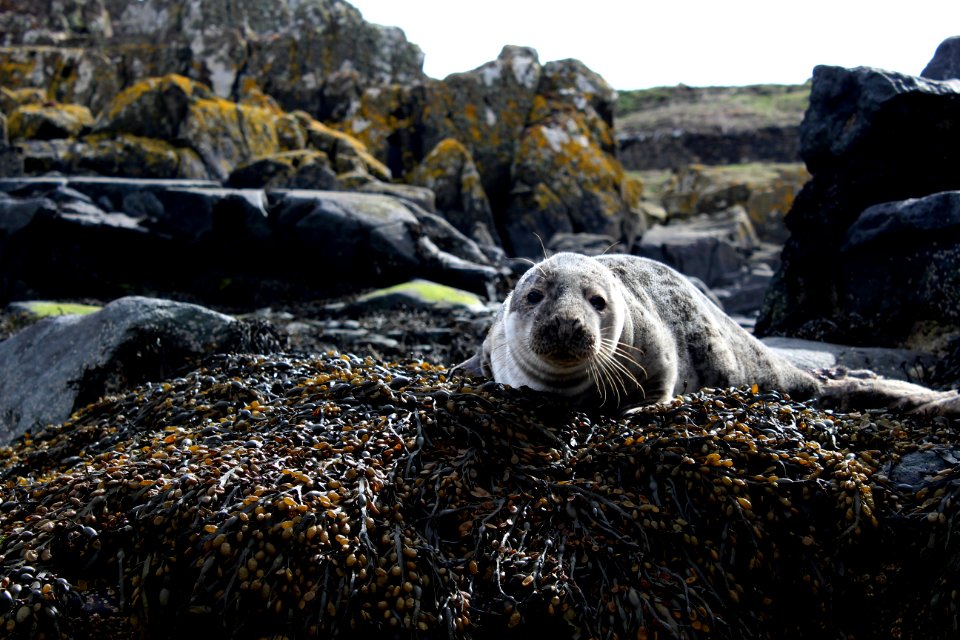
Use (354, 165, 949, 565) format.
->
(457, 252, 820, 407)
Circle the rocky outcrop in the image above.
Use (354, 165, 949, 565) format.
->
(0, 296, 283, 443)
(921, 36, 960, 80)
(410, 138, 497, 246)
(658, 163, 810, 243)
(341, 47, 640, 257)
(615, 84, 807, 170)
(756, 65, 960, 350)
(0, 0, 426, 116)
(0, 177, 504, 306)
(618, 126, 801, 170)
(14, 74, 392, 186)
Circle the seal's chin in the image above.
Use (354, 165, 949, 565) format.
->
(538, 349, 590, 368)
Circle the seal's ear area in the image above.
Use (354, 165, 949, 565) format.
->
(451, 353, 485, 378)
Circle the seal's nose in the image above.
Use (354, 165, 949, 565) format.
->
(533, 315, 593, 363)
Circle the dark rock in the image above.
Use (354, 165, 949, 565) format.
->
(227, 151, 339, 190)
(0, 296, 282, 444)
(756, 66, 960, 347)
(270, 189, 501, 297)
(0, 177, 504, 306)
(762, 336, 941, 384)
(618, 125, 801, 170)
(921, 36, 960, 80)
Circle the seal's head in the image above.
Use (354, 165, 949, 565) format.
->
(488, 253, 638, 402)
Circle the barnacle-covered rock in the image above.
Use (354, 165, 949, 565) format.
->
(1, 352, 959, 638)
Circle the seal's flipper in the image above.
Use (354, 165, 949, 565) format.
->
(451, 353, 485, 378)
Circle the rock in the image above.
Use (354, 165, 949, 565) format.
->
(0, 177, 504, 305)
(20, 134, 210, 179)
(227, 151, 339, 191)
(4, 352, 959, 637)
(756, 66, 960, 346)
(659, 163, 809, 243)
(1, 86, 47, 113)
(339, 46, 641, 258)
(409, 138, 497, 245)
(94, 74, 281, 181)
(615, 84, 806, 170)
(355, 180, 436, 213)
(351, 279, 488, 313)
(495, 55, 638, 257)
(762, 336, 940, 383)
(546, 232, 620, 256)
(0, 296, 281, 444)
(0, 0, 426, 116)
(921, 36, 960, 80)
(270, 190, 501, 297)
(7, 102, 94, 140)
(633, 206, 758, 288)
(834, 192, 960, 352)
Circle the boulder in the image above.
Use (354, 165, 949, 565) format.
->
(227, 150, 339, 191)
(351, 279, 488, 313)
(271, 190, 502, 297)
(633, 206, 758, 288)
(921, 36, 960, 80)
(503, 59, 637, 257)
(762, 336, 941, 384)
(409, 138, 497, 244)
(0, 177, 504, 305)
(1, 86, 47, 113)
(0, 295, 282, 444)
(834, 192, 960, 351)
(756, 66, 960, 346)
(7, 102, 94, 140)
(94, 74, 281, 181)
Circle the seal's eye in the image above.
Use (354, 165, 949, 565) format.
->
(526, 290, 544, 305)
(589, 295, 607, 311)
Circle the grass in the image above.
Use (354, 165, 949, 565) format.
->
(615, 83, 811, 135)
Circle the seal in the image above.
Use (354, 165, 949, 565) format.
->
(456, 252, 821, 408)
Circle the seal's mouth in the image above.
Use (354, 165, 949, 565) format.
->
(531, 317, 596, 366)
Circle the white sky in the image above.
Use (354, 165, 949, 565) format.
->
(348, 0, 960, 89)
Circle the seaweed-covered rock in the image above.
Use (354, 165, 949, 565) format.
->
(1, 352, 959, 638)
(7, 103, 94, 140)
(0, 296, 282, 444)
(756, 65, 960, 346)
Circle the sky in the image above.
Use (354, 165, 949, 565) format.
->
(347, 0, 960, 90)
